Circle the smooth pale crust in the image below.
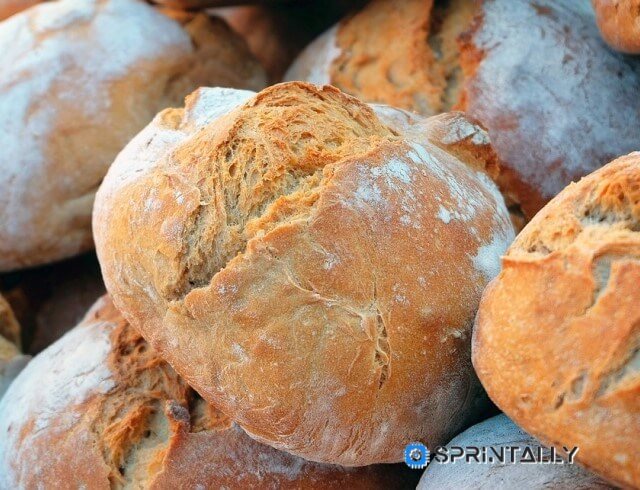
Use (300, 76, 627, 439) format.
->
(473, 153, 640, 488)
(417, 415, 613, 489)
(592, 0, 640, 53)
(0, 296, 416, 489)
(94, 82, 514, 466)
(0, 0, 266, 272)
(0, 0, 38, 19)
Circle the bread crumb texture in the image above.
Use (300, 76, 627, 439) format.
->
(286, 0, 640, 220)
(0, 296, 415, 489)
(0, 0, 265, 271)
(94, 82, 513, 465)
(473, 152, 640, 489)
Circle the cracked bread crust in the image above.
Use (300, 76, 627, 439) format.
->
(473, 152, 640, 489)
(0, 295, 417, 489)
(94, 82, 514, 466)
(592, 0, 640, 53)
(286, 0, 640, 221)
(0, 0, 266, 272)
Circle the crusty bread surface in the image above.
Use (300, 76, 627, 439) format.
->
(0, 295, 416, 489)
(94, 81, 514, 466)
(473, 152, 640, 488)
(0, 0, 265, 271)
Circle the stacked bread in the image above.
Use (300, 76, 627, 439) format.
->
(286, 0, 640, 221)
(0, 0, 638, 488)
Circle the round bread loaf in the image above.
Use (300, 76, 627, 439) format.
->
(417, 414, 613, 489)
(286, 0, 640, 219)
(473, 152, 640, 488)
(0, 295, 416, 488)
(0, 294, 29, 399)
(0, 0, 266, 272)
(94, 82, 514, 466)
(593, 0, 640, 53)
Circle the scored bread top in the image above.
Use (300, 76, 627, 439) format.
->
(0, 295, 414, 489)
(0, 0, 265, 272)
(473, 152, 640, 488)
(94, 81, 514, 466)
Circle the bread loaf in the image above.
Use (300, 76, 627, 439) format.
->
(417, 414, 613, 489)
(0, 295, 29, 398)
(0, 296, 416, 488)
(0, 0, 266, 271)
(286, 0, 640, 219)
(592, 0, 640, 53)
(94, 81, 514, 466)
(473, 152, 640, 488)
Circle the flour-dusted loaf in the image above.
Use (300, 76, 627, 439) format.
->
(0, 0, 266, 272)
(0, 295, 29, 399)
(286, 0, 640, 219)
(593, 0, 640, 53)
(473, 153, 640, 488)
(0, 296, 416, 489)
(417, 414, 613, 489)
(94, 82, 514, 466)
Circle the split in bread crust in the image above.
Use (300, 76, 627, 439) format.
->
(473, 152, 640, 488)
(0, 0, 265, 272)
(0, 296, 416, 489)
(94, 82, 514, 466)
(286, 0, 640, 220)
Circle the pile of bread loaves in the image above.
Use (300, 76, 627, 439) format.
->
(0, 0, 637, 488)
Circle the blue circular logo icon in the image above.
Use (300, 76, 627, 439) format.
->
(404, 442, 429, 469)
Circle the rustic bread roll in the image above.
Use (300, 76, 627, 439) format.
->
(417, 414, 613, 489)
(473, 152, 640, 488)
(94, 82, 514, 466)
(0, 0, 265, 272)
(286, 0, 640, 219)
(0, 295, 29, 398)
(593, 0, 640, 53)
(0, 296, 416, 489)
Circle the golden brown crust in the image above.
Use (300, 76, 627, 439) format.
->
(0, 0, 265, 272)
(94, 82, 514, 466)
(592, 0, 640, 53)
(287, 0, 640, 221)
(473, 152, 640, 488)
(0, 296, 418, 489)
(0, 294, 20, 349)
(0, 293, 27, 399)
(330, 0, 475, 115)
